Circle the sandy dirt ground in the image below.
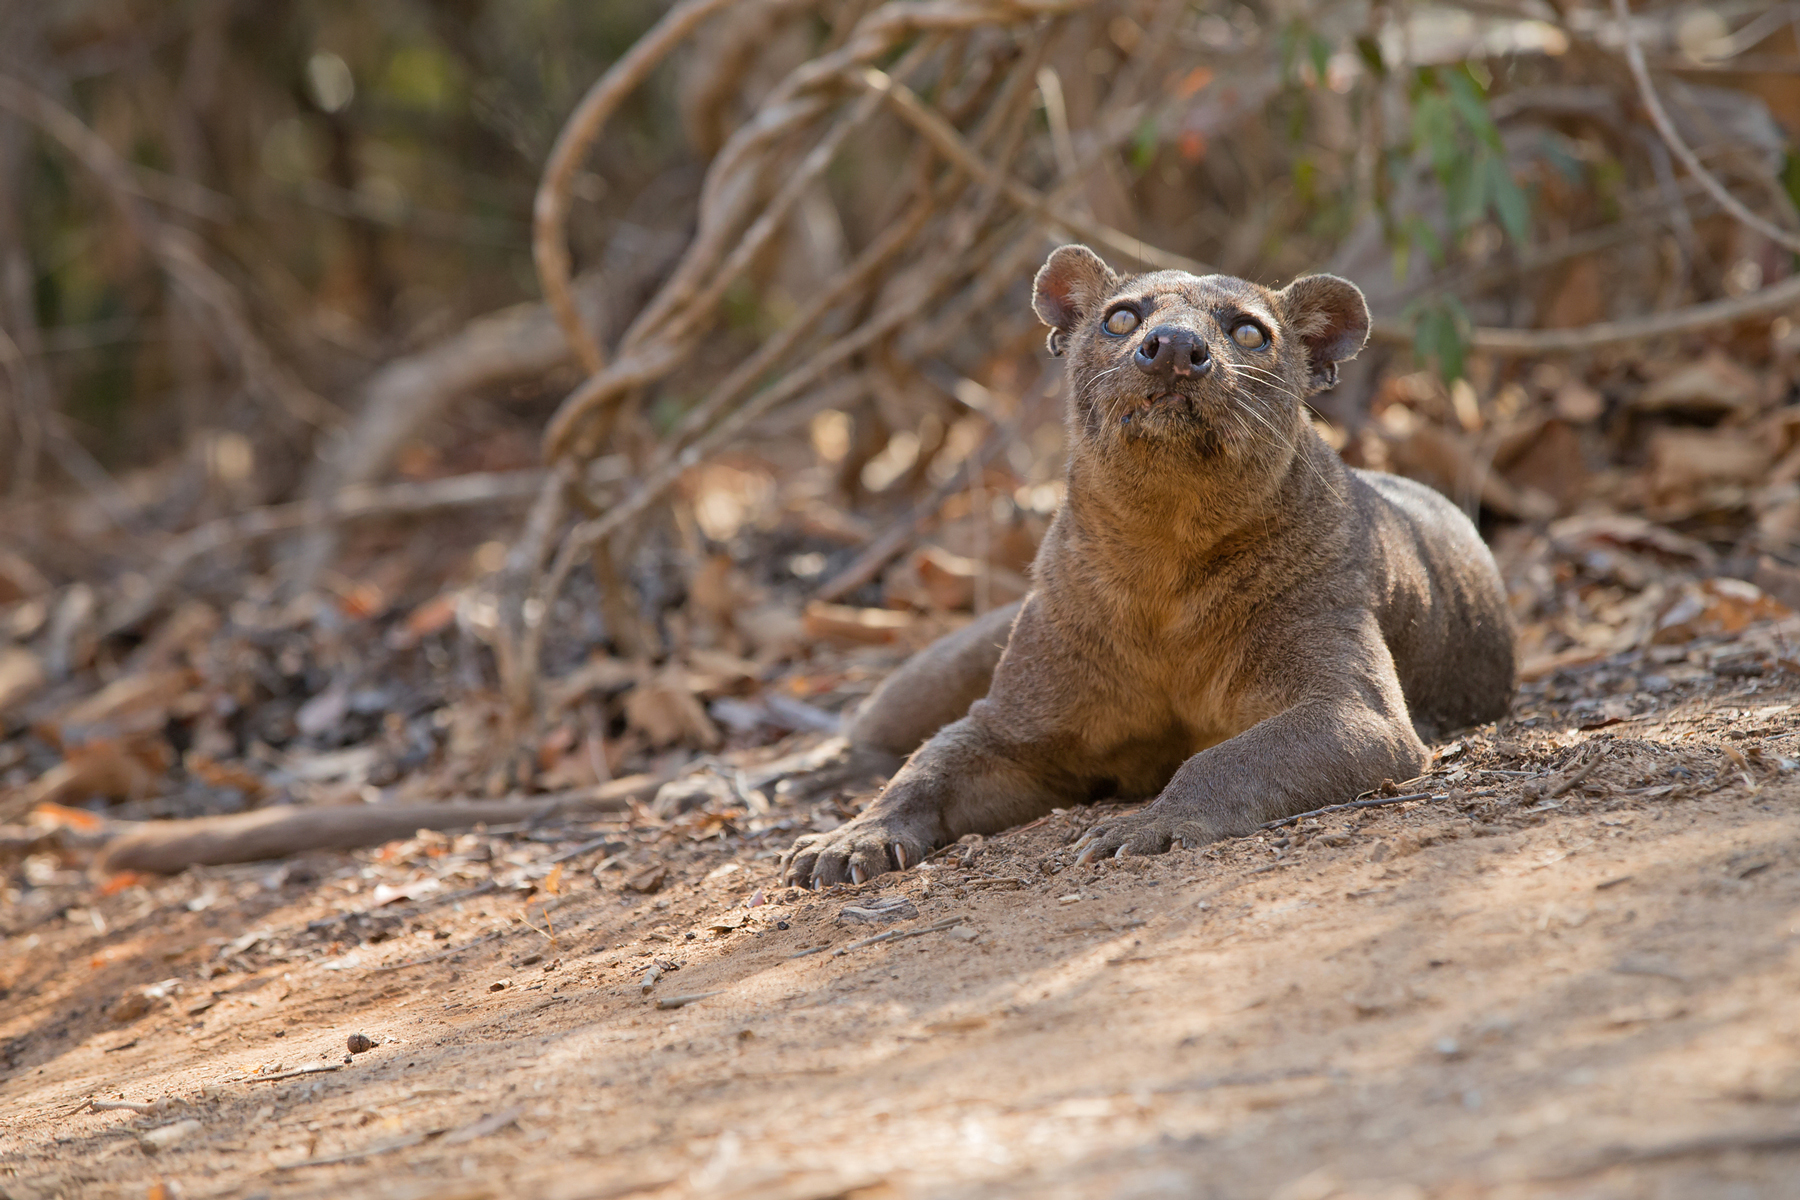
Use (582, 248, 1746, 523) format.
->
(5, 636, 1800, 1200)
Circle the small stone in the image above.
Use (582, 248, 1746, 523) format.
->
(625, 864, 669, 894)
(139, 1118, 203, 1154)
(109, 991, 152, 1024)
(837, 895, 919, 925)
(651, 775, 733, 819)
(488, 979, 510, 992)
(946, 926, 980, 943)
(1058, 894, 1081, 905)
(346, 1033, 375, 1055)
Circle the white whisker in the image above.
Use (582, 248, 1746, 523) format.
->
(1226, 369, 1343, 501)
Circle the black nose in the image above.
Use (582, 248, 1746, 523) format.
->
(1133, 325, 1211, 380)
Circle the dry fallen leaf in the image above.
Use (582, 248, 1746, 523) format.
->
(624, 669, 721, 749)
(802, 600, 917, 645)
(47, 668, 196, 744)
(1646, 428, 1770, 509)
(1653, 579, 1790, 645)
(0, 646, 44, 717)
(1635, 352, 1763, 418)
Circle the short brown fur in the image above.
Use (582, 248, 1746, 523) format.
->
(783, 247, 1514, 885)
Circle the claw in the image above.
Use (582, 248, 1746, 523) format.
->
(1113, 845, 1126, 860)
(893, 843, 909, 870)
(850, 864, 866, 885)
(1073, 841, 1099, 867)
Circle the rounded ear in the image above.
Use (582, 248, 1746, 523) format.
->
(1033, 245, 1116, 355)
(1277, 274, 1370, 391)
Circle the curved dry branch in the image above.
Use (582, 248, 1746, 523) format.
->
(1609, 0, 1800, 256)
(517, 225, 946, 695)
(541, 75, 896, 459)
(1370, 271, 1800, 355)
(96, 772, 670, 875)
(532, 0, 743, 375)
(857, 66, 1212, 274)
(506, 0, 1197, 723)
(536, 0, 1093, 465)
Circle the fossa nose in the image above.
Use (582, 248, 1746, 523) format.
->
(1133, 324, 1211, 381)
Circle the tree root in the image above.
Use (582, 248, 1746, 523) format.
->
(92, 772, 669, 875)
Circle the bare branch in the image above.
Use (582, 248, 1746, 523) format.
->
(857, 66, 1213, 274)
(533, 0, 742, 374)
(1370, 271, 1800, 355)
(102, 469, 549, 637)
(283, 280, 608, 596)
(1610, 0, 1800, 255)
(94, 772, 672, 875)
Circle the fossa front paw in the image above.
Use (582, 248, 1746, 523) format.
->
(780, 814, 937, 888)
(1072, 805, 1217, 865)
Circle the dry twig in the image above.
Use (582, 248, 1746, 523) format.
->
(533, 0, 744, 375)
(1610, 0, 1800, 257)
(1369, 272, 1800, 354)
(102, 469, 549, 637)
(1257, 792, 1440, 831)
(93, 771, 671, 874)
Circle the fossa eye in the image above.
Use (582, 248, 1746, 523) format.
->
(1230, 321, 1267, 349)
(1104, 307, 1140, 336)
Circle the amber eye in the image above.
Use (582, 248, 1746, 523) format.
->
(1231, 321, 1266, 349)
(1103, 307, 1140, 336)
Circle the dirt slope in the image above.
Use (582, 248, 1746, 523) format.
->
(4, 649, 1800, 1200)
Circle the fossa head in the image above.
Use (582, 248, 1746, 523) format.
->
(1033, 245, 1369, 464)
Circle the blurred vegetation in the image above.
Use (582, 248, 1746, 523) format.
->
(0, 1, 1795, 548)
(2, 0, 689, 484)
(1, 0, 1798, 792)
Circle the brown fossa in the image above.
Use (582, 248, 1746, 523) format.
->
(783, 245, 1515, 886)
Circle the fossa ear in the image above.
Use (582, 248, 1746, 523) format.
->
(1033, 245, 1118, 356)
(1277, 274, 1370, 392)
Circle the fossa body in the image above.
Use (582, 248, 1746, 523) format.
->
(783, 246, 1515, 886)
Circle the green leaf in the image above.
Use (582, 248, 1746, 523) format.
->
(1407, 216, 1446, 268)
(1129, 117, 1159, 174)
(1486, 156, 1532, 244)
(1294, 155, 1318, 206)
(1444, 69, 1501, 151)
(1445, 160, 1481, 230)
(1404, 296, 1471, 382)
(1279, 20, 1303, 83)
(1355, 35, 1386, 78)
(1309, 32, 1332, 84)
(1435, 316, 1466, 383)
